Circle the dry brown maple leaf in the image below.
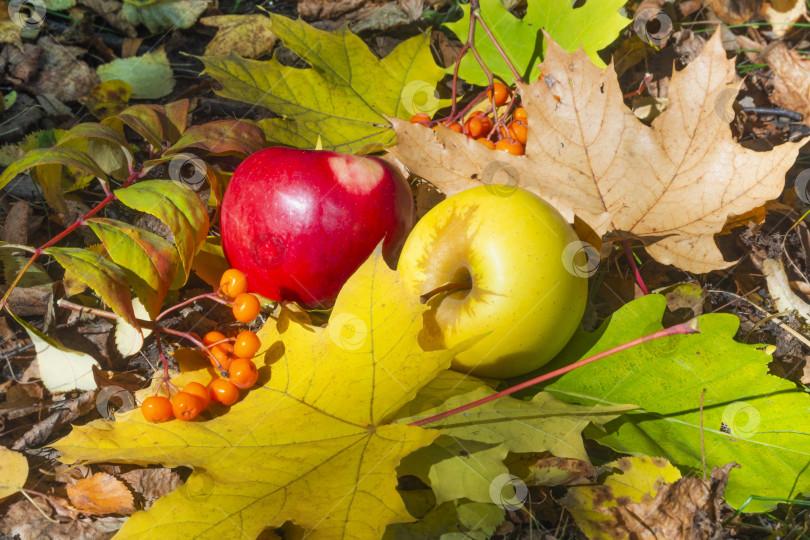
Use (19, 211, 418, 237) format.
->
(389, 31, 803, 273)
(738, 36, 810, 125)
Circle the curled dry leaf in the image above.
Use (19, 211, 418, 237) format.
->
(745, 38, 810, 125)
(66, 472, 136, 515)
(200, 15, 277, 59)
(389, 32, 803, 273)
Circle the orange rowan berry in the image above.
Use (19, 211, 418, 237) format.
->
(171, 392, 204, 421)
(220, 269, 248, 298)
(141, 396, 173, 423)
(478, 138, 496, 149)
(228, 358, 259, 389)
(234, 330, 261, 359)
(508, 121, 528, 144)
(203, 331, 227, 347)
(410, 113, 431, 123)
(183, 382, 211, 409)
(513, 107, 527, 123)
(211, 343, 236, 370)
(495, 138, 524, 156)
(232, 293, 260, 323)
(487, 82, 510, 106)
(465, 116, 485, 138)
(210, 378, 239, 406)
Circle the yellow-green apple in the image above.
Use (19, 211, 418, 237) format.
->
(397, 186, 587, 378)
(220, 147, 414, 309)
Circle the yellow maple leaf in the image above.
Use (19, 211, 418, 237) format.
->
(389, 31, 803, 273)
(52, 247, 455, 539)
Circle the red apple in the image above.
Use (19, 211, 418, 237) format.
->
(220, 147, 414, 308)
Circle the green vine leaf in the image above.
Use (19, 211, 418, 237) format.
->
(56, 122, 133, 168)
(444, 0, 630, 86)
(115, 180, 209, 283)
(0, 147, 107, 194)
(44, 247, 138, 328)
(199, 14, 445, 154)
(545, 294, 810, 513)
(165, 119, 265, 156)
(103, 105, 166, 150)
(85, 218, 179, 319)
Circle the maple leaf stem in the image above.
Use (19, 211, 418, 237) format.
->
(0, 168, 146, 314)
(408, 319, 700, 427)
(621, 238, 649, 295)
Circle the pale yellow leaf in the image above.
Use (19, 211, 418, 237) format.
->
(0, 447, 28, 500)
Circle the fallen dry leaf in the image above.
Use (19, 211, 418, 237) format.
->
(762, 0, 807, 37)
(67, 472, 136, 515)
(560, 457, 736, 539)
(200, 15, 277, 58)
(615, 463, 737, 539)
(752, 40, 810, 125)
(298, 0, 386, 22)
(709, 0, 760, 24)
(2, 201, 30, 244)
(31, 37, 99, 102)
(389, 31, 803, 273)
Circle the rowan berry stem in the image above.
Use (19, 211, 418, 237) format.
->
(155, 291, 231, 321)
(408, 319, 700, 427)
(56, 299, 228, 374)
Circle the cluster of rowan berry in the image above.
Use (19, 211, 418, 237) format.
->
(410, 81, 528, 156)
(140, 269, 263, 423)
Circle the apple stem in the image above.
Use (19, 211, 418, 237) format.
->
(621, 238, 649, 295)
(419, 281, 472, 304)
(408, 319, 700, 427)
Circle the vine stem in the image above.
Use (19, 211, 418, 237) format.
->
(408, 319, 700, 427)
(0, 169, 146, 312)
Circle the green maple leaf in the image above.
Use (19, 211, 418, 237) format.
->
(445, 0, 630, 86)
(199, 14, 446, 154)
(545, 294, 810, 513)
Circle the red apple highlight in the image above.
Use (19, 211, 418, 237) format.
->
(220, 147, 414, 308)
